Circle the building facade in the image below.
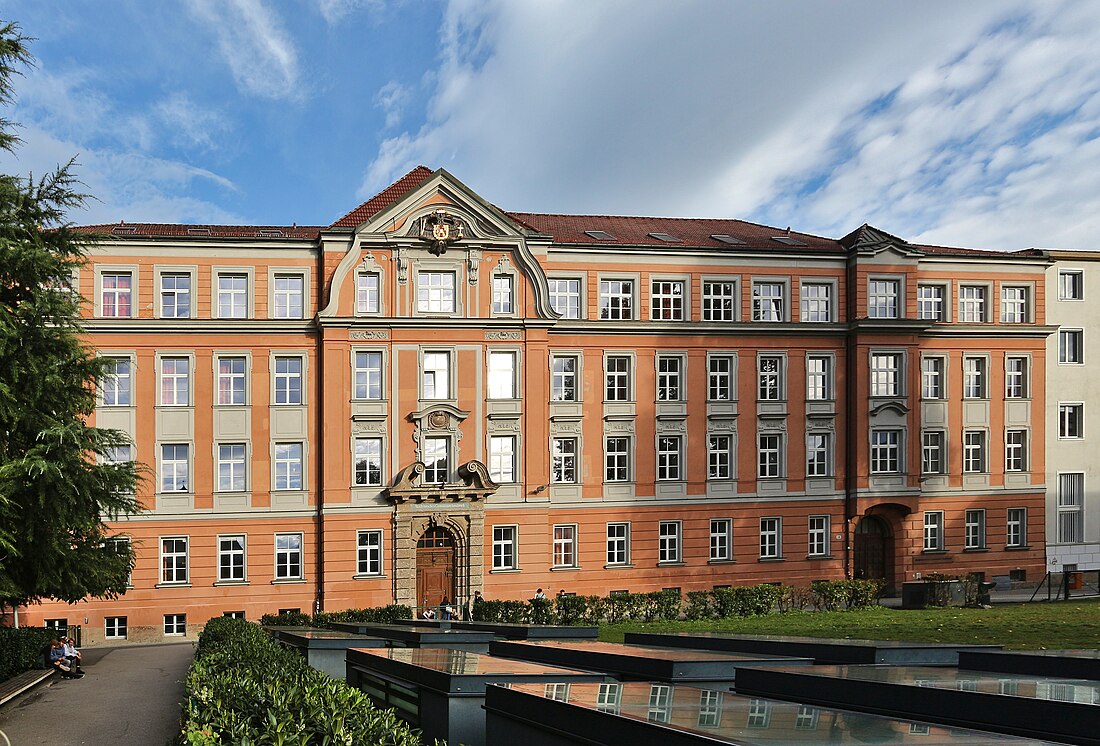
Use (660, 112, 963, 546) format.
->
(20, 168, 1051, 643)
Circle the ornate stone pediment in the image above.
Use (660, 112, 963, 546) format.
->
(418, 209, 467, 256)
(385, 459, 499, 504)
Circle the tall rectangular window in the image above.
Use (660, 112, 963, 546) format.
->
(551, 356, 577, 401)
(1059, 329, 1083, 363)
(357, 530, 383, 575)
(160, 444, 189, 492)
(356, 272, 380, 313)
(101, 357, 132, 406)
(868, 279, 900, 318)
(160, 536, 188, 583)
(423, 437, 449, 483)
(160, 273, 191, 318)
(353, 351, 383, 400)
(1005, 430, 1027, 472)
(921, 357, 944, 399)
(651, 280, 685, 320)
(758, 355, 782, 400)
(800, 282, 831, 322)
(492, 526, 517, 569)
(273, 357, 303, 405)
(1005, 357, 1027, 398)
(218, 535, 246, 582)
(922, 431, 945, 475)
(552, 438, 577, 483)
(1059, 403, 1083, 438)
(492, 275, 514, 314)
(923, 511, 944, 551)
(656, 436, 682, 481)
(217, 444, 246, 491)
(958, 285, 987, 322)
(752, 282, 784, 321)
(708, 435, 733, 480)
(698, 690, 723, 728)
(870, 353, 901, 397)
(422, 352, 450, 400)
(607, 523, 629, 565)
(759, 517, 782, 559)
(702, 281, 735, 321)
(605, 356, 631, 401)
(274, 443, 303, 490)
(105, 616, 128, 639)
(605, 437, 630, 482)
(101, 272, 133, 317)
(963, 356, 987, 398)
(649, 685, 673, 724)
(806, 433, 831, 477)
(965, 510, 986, 550)
(1059, 270, 1083, 300)
(160, 357, 190, 406)
(870, 430, 900, 474)
(758, 434, 782, 478)
(353, 437, 383, 486)
(1058, 473, 1084, 544)
(708, 355, 734, 401)
(488, 351, 517, 399)
(808, 515, 829, 557)
(553, 525, 577, 567)
(273, 274, 304, 319)
(489, 436, 516, 483)
(1006, 508, 1027, 548)
(917, 284, 944, 320)
(217, 273, 248, 318)
(417, 272, 456, 313)
(548, 278, 581, 319)
(656, 356, 681, 401)
(217, 357, 246, 405)
(1000, 286, 1028, 323)
(806, 355, 831, 400)
(275, 533, 303, 579)
(599, 279, 633, 320)
(163, 613, 186, 636)
(710, 518, 732, 561)
(659, 521, 681, 563)
(963, 430, 986, 473)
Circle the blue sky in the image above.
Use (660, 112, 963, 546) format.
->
(3, 1, 1100, 250)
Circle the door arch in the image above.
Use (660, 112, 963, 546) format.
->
(853, 515, 893, 583)
(416, 526, 456, 610)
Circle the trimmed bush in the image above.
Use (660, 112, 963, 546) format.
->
(646, 590, 683, 622)
(472, 599, 529, 623)
(0, 626, 56, 683)
(529, 598, 552, 625)
(684, 590, 714, 620)
(713, 584, 783, 618)
(259, 610, 311, 627)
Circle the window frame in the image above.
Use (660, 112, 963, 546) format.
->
(757, 433, 783, 478)
(1059, 269, 1084, 301)
(656, 355, 683, 402)
(159, 271, 193, 319)
(923, 511, 945, 551)
(487, 350, 518, 399)
(422, 436, 450, 483)
(216, 355, 248, 406)
(353, 437, 384, 487)
(159, 356, 192, 407)
(159, 443, 191, 493)
(598, 278, 635, 321)
(272, 355, 304, 406)
(963, 356, 988, 399)
(1059, 329, 1084, 364)
(806, 354, 832, 401)
(701, 278, 738, 322)
(352, 350, 385, 401)
(1006, 507, 1027, 548)
(921, 356, 945, 400)
(552, 524, 578, 568)
(216, 443, 248, 492)
(650, 278, 686, 321)
(356, 271, 381, 314)
(799, 280, 834, 323)
(1005, 429, 1028, 472)
(552, 437, 578, 484)
(1005, 356, 1029, 399)
(604, 355, 632, 402)
(416, 270, 457, 314)
(215, 271, 250, 319)
(271, 272, 306, 320)
(963, 429, 987, 473)
(707, 434, 734, 481)
(604, 436, 631, 482)
(808, 515, 830, 557)
(870, 429, 901, 474)
(489, 435, 516, 483)
(752, 279, 787, 322)
(100, 355, 133, 407)
(357, 529, 383, 576)
(658, 521, 682, 564)
(757, 354, 784, 401)
(707, 353, 736, 402)
(921, 430, 946, 475)
(710, 518, 733, 562)
(958, 283, 988, 323)
(867, 277, 901, 319)
(104, 616, 128, 640)
(759, 517, 782, 559)
(492, 525, 518, 570)
(491, 274, 515, 315)
(547, 277, 583, 319)
(551, 354, 578, 402)
(1057, 473, 1084, 544)
(606, 522, 630, 566)
(274, 532, 304, 580)
(656, 435, 683, 481)
(1000, 285, 1030, 323)
(421, 350, 453, 401)
(273, 442, 304, 490)
(160, 535, 189, 585)
(870, 352, 903, 397)
(806, 432, 832, 477)
(964, 509, 986, 550)
(217, 534, 247, 583)
(916, 283, 947, 321)
(99, 270, 135, 318)
(1059, 402, 1084, 439)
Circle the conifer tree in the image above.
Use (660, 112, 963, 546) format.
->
(0, 22, 141, 614)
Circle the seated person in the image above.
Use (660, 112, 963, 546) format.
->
(422, 607, 436, 619)
(48, 640, 83, 679)
(62, 637, 82, 672)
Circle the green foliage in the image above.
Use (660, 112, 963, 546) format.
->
(646, 590, 682, 622)
(473, 599, 529, 623)
(528, 597, 552, 624)
(603, 592, 650, 623)
(260, 605, 415, 628)
(776, 584, 815, 612)
(0, 626, 55, 682)
(555, 594, 603, 625)
(0, 24, 142, 608)
(181, 617, 428, 745)
(260, 611, 312, 627)
(684, 590, 714, 620)
(713, 584, 784, 617)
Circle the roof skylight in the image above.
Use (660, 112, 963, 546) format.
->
(710, 234, 746, 245)
(584, 230, 615, 241)
(648, 232, 681, 242)
(771, 235, 807, 246)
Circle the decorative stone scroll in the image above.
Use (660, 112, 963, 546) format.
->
(350, 330, 389, 340)
(466, 249, 482, 284)
(604, 419, 636, 434)
(757, 417, 788, 432)
(397, 247, 409, 283)
(485, 330, 522, 341)
(655, 419, 687, 433)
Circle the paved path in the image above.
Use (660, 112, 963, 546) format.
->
(0, 642, 194, 746)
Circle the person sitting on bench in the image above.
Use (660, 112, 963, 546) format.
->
(48, 639, 83, 679)
(62, 637, 83, 674)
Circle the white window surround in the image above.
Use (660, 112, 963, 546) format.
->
(752, 277, 790, 322)
(271, 353, 308, 406)
(217, 534, 247, 583)
(415, 269, 459, 315)
(267, 267, 311, 320)
(356, 530, 384, 576)
(547, 276, 585, 319)
(598, 276, 638, 321)
(421, 348, 455, 401)
(492, 525, 518, 570)
(700, 275, 740, 322)
(1058, 269, 1084, 301)
(159, 535, 189, 584)
(94, 264, 139, 319)
(214, 353, 251, 407)
(154, 266, 197, 319)
(867, 276, 903, 319)
(274, 532, 304, 580)
(800, 279, 837, 323)
(212, 266, 255, 319)
(649, 274, 691, 321)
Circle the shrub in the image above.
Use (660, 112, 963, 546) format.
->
(0, 626, 56, 682)
(555, 594, 604, 625)
(713, 584, 783, 617)
(472, 599, 529, 623)
(776, 585, 815, 613)
(181, 617, 426, 745)
(646, 590, 683, 622)
(684, 591, 714, 620)
(259, 610, 312, 627)
(529, 598, 553, 625)
(846, 579, 885, 609)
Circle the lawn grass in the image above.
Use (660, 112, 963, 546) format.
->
(599, 599, 1100, 650)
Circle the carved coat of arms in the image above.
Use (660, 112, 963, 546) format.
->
(419, 209, 466, 256)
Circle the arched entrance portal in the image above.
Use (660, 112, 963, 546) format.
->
(416, 527, 456, 610)
(853, 516, 893, 583)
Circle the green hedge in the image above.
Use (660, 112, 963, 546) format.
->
(181, 617, 429, 745)
(0, 627, 56, 683)
(260, 604, 413, 628)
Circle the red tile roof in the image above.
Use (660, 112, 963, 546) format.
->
(76, 223, 322, 239)
(329, 165, 434, 229)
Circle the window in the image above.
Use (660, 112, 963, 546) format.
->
(708, 435, 733, 480)
(551, 356, 577, 401)
(963, 356, 987, 399)
(217, 444, 246, 491)
(422, 351, 451, 400)
(492, 526, 517, 569)
(160, 357, 190, 406)
(217, 273, 248, 318)
(958, 285, 987, 322)
(659, 521, 681, 563)
(648, 684, 673, 724)
(607, 523, 630, 565)
(417, 272, 456, 313)
(1005, 430, 1027, 472)
(356, 272, 380, 313)
(923, 511, 944, 551)
(710, 518, 732, 561)
(795, 705, 819, 730)
(44, 619, 67, 631)
(1005, 357, 1027, 398)
(353, 438, 383, 486)
(758, 355, 782, 400)
(651, 280, 685, 320)
(758, 434, 782, 478)
(870, 430, 900, 474)
(917, 284, 944, 320)
(275, 533, 303, 579)
(1001, 286, 1028, 323)
(870, 353, 901, 397)
(160, 444, 189, 492)
(1059, 270, 1083, 300)
(1059, 329, 1083, 363)
(553, 525, 577, 567)
(605, 437, 630, 482)
(492, 275, 514, 314)
(1058, 473, 1084, 544)
(101, 272, 133, 317)
(1006, 508, 1027, 547)
(105, 445, 133, 465)
(808, 515, 829, 557)
(747, 698, 771, 728)
(922, 431, 945, 475)
(963, 430, 986, 473)
(101, 357, 132, 406)
(223, 611, 245, 620)
(702, 281, 736, 321)
(218, 535, 246, 582)
(274, 443, 303, 490)
(160, 536, 188, 584)
(752, 281, 784, 321)
(273, 357, 303, 405)
(357, 530, 382, 575)
(806, 433, 831, 477)
(605, 356, 631, 401)
(965, 510, 986, 550)
(160, 273, 191, 318)
(217, 357, 246, 405)
(552, 438, 577, 483)
(105, 536, 132, 585)
(548, 278, 581, 319)
(868, 279, 899, 318)
(105, 616, 127, 639)
(921, 357, 944, 399)
(489, 436, 516, 483)
(597, 682, 621, 714)
(1059, 403, 1083, 438)
(698, 690, 723, 728)
(599, 279, 633, 320)
(760, 517, 782, 559)
(488, 351, 516, 399)
(423, 437, 449, 483)
(708, 355, 735, 401)
(656, 436, 682, 481)
(800, 282, 831, 322)
(273, 274, 304, 319)
(656, 356, 681, 401)
(353, 351, 383, 400)
(806, 355, 831, 400)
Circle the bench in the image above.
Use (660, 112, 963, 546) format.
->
(0, 669, 55, 707)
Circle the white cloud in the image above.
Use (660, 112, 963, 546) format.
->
(316, 0, 386, 26)
(375, 80, 412, 129)
(154, 93, 233, 152)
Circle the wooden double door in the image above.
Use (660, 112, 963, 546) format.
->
(853, 515, 893, 582)
(416, 527, 455, 608)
